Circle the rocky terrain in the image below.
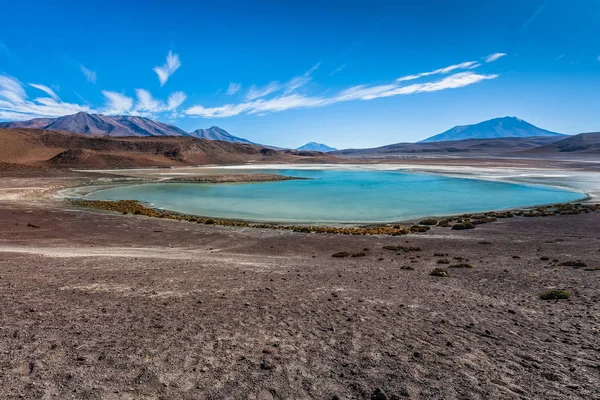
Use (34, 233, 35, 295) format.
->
(0, 171, 598, 399)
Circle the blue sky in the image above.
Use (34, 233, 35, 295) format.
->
(0, 0, 599, 148)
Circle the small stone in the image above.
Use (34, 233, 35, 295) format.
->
(260, 359, 274, 370)
(371, 388, 388, 400)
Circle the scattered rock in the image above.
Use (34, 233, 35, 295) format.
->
(332, 252, 352, 258)
(430, 268, 449, 277)
(260, 359, 274, 370)
(559, 260, 587, 268)
(371, 388, 388, 400)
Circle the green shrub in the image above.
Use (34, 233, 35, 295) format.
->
(540, 289, 571, 300)
(448, 263, 472, 268)
(451, 222, 475, 230)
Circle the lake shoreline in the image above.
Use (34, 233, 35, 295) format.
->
(67, 163, 595, 225)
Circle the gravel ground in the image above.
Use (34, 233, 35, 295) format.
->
(0, 190, 599, 399)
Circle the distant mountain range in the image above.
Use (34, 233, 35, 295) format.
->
(0, 112, 188, 137)
(296, 142, 337, 152)
(333, 136, 565, 157)
(0, 112, 256, 144)
(420, 117, 565, 143)
(0, 114, 580, 155)
(188, 126, 255, 145)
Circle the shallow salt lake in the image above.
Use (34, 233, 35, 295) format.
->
(85, 167, 585, 223)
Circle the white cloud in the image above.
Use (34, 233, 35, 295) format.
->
(245, 81, 281, 101)
(304, 62, 321, 76)
(153, 51, 181, 86)
(167, 91, 187, 110)
(28, 83, 60, 101)
(80, 65, 97, 84)
(134, 89, 161, 113)
(283, 75, 312, 95)
(484, 53, 507, 63)
(185, 67, 499, 118)
(244, 63, 320, 100)
(0, 75, 27, 104)
(225, 82, 241, 95)
(101, 90, 133, 115)
(0, 75, 92, 120)
(396, 61, 479, 82)
(330, 64, 346, 76)
(185, 57, 502, 118)
(132, 89, 187, 116)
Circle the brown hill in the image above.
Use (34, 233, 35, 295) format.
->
(0, 128, 335, 168)
(519, 132, 600, 155)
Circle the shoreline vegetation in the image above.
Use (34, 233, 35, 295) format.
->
(69, 198, 600, 236)
(160, 173, 309, 184)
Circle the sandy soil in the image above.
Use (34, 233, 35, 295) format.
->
(0, 170, 599, 399)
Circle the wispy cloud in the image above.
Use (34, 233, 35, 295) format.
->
(0, 75, 91, 120)
(225, 82, 241, 95)
(185, 57, 499, 119)
(484, 53, 507, 63)
(554, 54, 565, 61)
(28, 83, 60, 101)
(133, 88, 187, 116)
(245, 63, 320, 101)
(0, 41, 10, 57)
(396, 61, 479, 82)
(245, 81, 282, 101)
(520, 3, 547, 32)
(330, 64, 346, 76)
(167, 91, 187, 110)
(0, 72, 188, 121)
(153, 51, 181, 87)
(80, 65, 97, 84)
(101, 91, 133, 115)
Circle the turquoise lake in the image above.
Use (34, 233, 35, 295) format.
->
(87, 168, 585, 223)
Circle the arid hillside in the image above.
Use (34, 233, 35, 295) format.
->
(0, 128, 334, 168)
